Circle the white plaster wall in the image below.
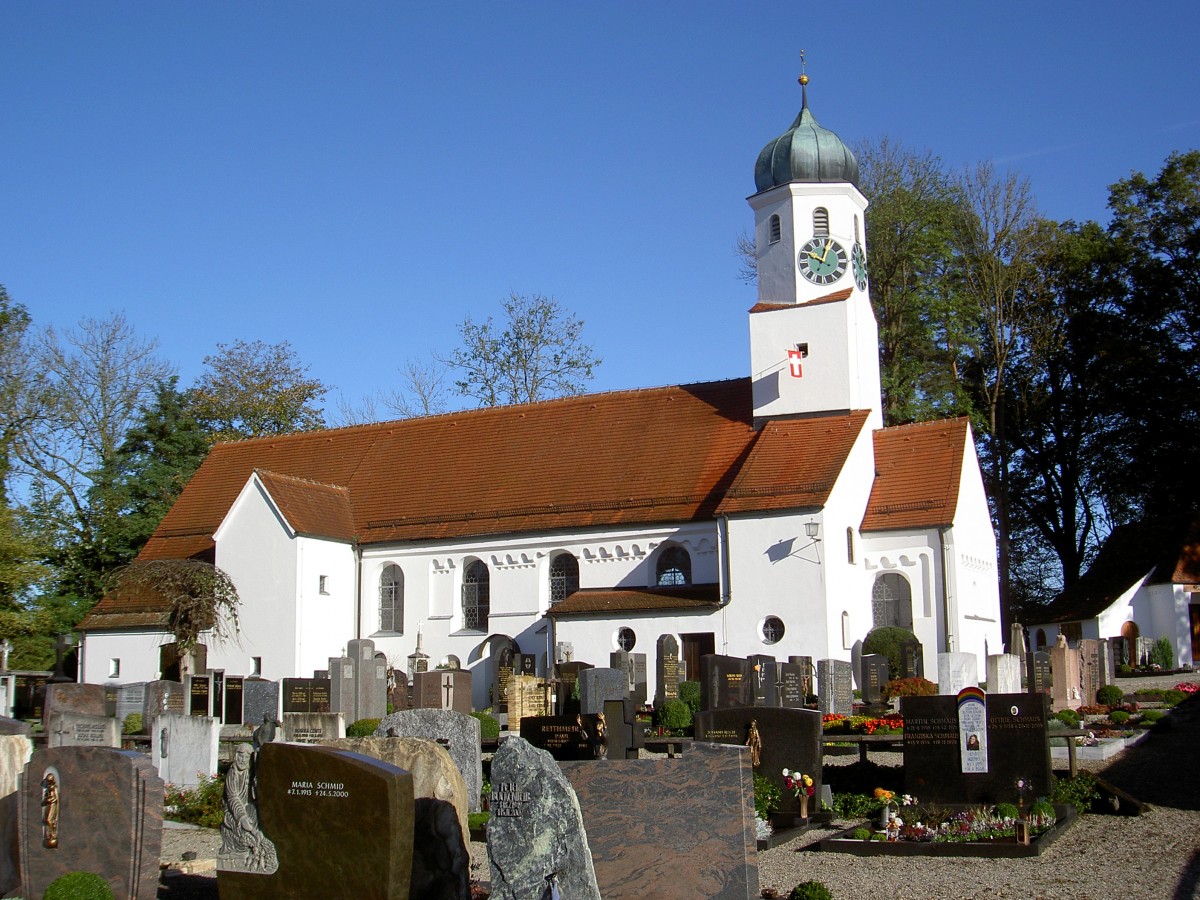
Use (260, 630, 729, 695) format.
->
(295, 536, 358, 677)
(859, 529, 941, 673)
(1096, 575, 1150, 639)
(210, 478, 300, 679)
(750, 302, 852, 419)
(80, 630, 173, 685)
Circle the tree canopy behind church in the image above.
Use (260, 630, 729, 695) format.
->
(448, 293, 601, 407)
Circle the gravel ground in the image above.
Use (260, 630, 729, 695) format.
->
(158, 674, 1200, 899)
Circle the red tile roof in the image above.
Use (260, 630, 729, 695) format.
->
(547, 584, 721, 617)
(254, 470, 356, 542)
(749, 288, 853, 314)
(861, 419, 969, 531)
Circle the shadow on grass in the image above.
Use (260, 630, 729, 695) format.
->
(1092, 693, 1200, 812)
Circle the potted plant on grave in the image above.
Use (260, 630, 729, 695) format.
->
(782, 768, 815, 822)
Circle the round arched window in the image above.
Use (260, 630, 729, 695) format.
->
(616, 627, 637, 652)
(762, 616, 785, 645)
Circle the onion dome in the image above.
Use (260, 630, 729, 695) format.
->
(754, 75, 859, 192)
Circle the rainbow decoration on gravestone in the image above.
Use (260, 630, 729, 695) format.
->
(956, 686, 988, 774)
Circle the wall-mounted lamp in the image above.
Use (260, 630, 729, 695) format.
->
(804, 521, 821, 541)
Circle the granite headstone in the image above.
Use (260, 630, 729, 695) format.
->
(282, 712, 345, 744)
(817, 659, 852, 716)
(937, 652, 979, 695)
(578, 668, 628, 716)
(655, 635, 681, 707)
(150, 713, 220, 788)
(376, 709, 483, 814)
(45, 713, 121, 749)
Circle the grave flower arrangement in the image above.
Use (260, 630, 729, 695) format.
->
(821, 713, 904, 735)
(782, 768, 815, 818)
(853, 799, 1057, 844)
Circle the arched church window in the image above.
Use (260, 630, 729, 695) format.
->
(379, 564, 403, 633)
(846, 527, 855, 565)
(656, 546, 691, 586)
(769, 214, 782, 244)
(462, 559, 490, 632)
(813, 207, 829, 237)
(871, 572, 913, 629)
(549, 553, 579, 605)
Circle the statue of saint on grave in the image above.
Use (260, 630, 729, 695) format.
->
(218, 742, 279, 874)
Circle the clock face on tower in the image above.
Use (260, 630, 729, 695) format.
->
(798, 237, 848, 286)
(852, 242, 868, 291)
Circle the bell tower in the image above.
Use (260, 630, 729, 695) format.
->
(747, 64, 881, 426)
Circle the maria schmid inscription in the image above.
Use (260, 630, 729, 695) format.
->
(490, 782, 531, 817)
(286, 781, 350, 799)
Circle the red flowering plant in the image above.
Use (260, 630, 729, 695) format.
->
(1175, 682, 1199, 694)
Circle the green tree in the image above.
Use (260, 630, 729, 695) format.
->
(448, 293, 600, 407)
(189, 339, 327, 442)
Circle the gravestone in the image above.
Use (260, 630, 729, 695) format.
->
(937, 652, 979, 695)
(850, 639, 863, 689)
(12, 673, 49, 721)
(1049, 635, 1082, 710)
(223, 676, 245, 725)
(0, 735, 30, 895)
(602, 698, 645, 760)
(817, 659, 852, 716)
(103, 685, 118, 718)
(987, 654, 1022, 694)
(487, 737, 600, 900)
(376, 709, 483, 813)
(189, 674, 210, 716)
(1009, 622, 1029, 684)
(520, 713, 610, 760)
(46, 713, 121, 748)
(328, 639, 388, 725)
(243, 678, 281, 726)
(142, 680, 186, 721)
(282, 677, 332, 714)
(388, 669, 411, 712)
(217, 742, 414, 900)
(780, 657, 814, 708)
(1108, 635, 1129, 669)
(1079, 638, 1112, 706)
(859, 654, 889, 705)
(554, 661, 592, 716)
(1134, 635, 1152, 666)
(899, 637, 925, 680)
(490, 638, 519, 716)
(700, 655, 749, 711)
(628, 653, 648, 706)
(115, 683, 147, 729)
(282, 712, 344, 744)
(20, 747, 163, 900)
(150, 713, 220, 789)
(561, 741, 759, 900)
(579, 668, 628, 715)
(1029, 650, 1052, 694)
(655, 635, 681, 707)
(695, 705, 822, 818)
(0, 718, 31, 737)
(746, 655, 777, 707)
(413, 670, 473, 714)
(42, 683, 107, 726)
(902, 692, 1051, 805)
(329, 736, 470, 899)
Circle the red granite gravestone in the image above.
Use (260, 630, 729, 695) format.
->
(217, 743, 415, 899)
(19, 747, 163, 900)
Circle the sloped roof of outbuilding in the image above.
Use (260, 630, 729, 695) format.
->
(1031, 515, 1200, 625)
(547, 584, 721, 617)
(861, 418, 970, 531)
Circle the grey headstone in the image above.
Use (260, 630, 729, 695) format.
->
(42, 684, 106, 726)
(487, 737, 600, 900)
(45, 713, 120, 748)
(282, 712, 344, 744)
(937, 652, 979, 695)
(986, 654, 1022, 694)
(115, 683, 147, 726)
(850, 640, 863, 690)
(143, 680, 186, 721)
(817, 659, 852, 716)
(579, 668, 628, 715)
(150, 713, 220, 789)
(349, 639, 388, 722)
(377, 709, 483, 813)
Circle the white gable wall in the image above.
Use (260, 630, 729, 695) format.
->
(294, 535, 357, 676)
(80, 629, 173, 685)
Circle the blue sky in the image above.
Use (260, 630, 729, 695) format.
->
(3, 2, 1198, 420)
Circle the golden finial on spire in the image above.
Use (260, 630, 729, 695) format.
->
(798, 49, 809, 86)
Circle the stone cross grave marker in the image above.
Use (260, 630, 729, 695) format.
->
(20, 747, 164, 900)
(560, 741, 759, 900)
(487, 737, 601, 900)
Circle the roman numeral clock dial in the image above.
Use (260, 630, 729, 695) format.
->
(798, 237, 848, 286)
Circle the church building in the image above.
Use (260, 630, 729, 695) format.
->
(78, 76, 1003, 707)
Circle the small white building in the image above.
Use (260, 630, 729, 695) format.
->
(1024, 515, 1200, 669)
(79, 78, 1003, 706)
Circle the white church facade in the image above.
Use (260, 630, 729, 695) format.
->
(79, 77, 1003, 707)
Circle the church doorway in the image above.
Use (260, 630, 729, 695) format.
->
(1120, 621, 1140, 667)
(681, 633, 715, 683)
(1189, 605, 1200, 665)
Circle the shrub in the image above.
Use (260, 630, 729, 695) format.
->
(470, 711, 500, 741)
(832, 792, 879, 819)
(1150, 637, 1174, 670)
(44, 871, 114, 900)
(467, 811, 490, 831)
(1133, 688, 1164, 700)
(678, 681, 701, 717)
(882, 677, 936, 701)
(121, 713, 143, 735)
(753, 772, 781, 819)
(1116, 663, 1133, 676)
(1109, 710, 1131, 726)
(862, 626, 916, 681)
(346, 718, 381, 737)
(1140, 708, 1165, 724)
(653, 699, 692, 732)
(788, 880, 834, 900)
(1051, 772, 1100, 814)
(849, 827, 871, 840)
(994, 802, 1019, 819)
(1163, 689, 1187, 708)
(1096, 684, 1124, 708)
(164, 773, 225, 829)
(1029, 799, 1056, 820)
(1054, 709, 1080, 729)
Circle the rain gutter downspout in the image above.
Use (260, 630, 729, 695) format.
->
(939, 526, 955, 653)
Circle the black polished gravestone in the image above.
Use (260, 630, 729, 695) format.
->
(520, 713, 609, 760)
(224, 676, 244, 725)
(655, 635, 681, 707)
(902, 692, 1051, 805)
(188, 674, 210, 716)
(860, 654, 890, 705)
(695, 706, 822, 819)
(554, 662, 592, 716)
(700, 655, 749, 711)
(217, 743, 415, 900)
(602, 698, 645, 761)
(899, 638, 925, 680)
(1028, 651, 1052, 695)
(746, 655, 777, 707)
(282, 677, 332, 714)
(779, 657, 814, 709)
